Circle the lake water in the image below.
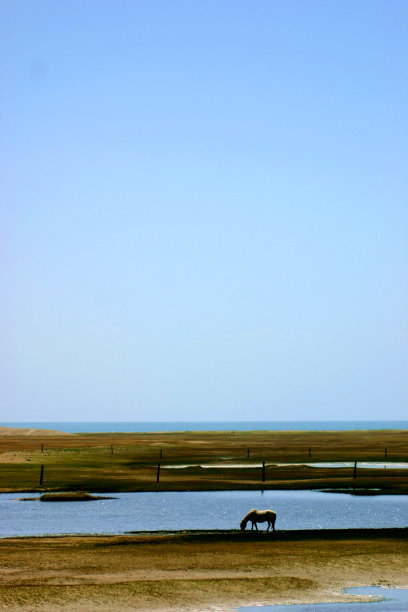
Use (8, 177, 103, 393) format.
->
(1, 490, 407, 537)
(239, 587, 408, 611)
(302, 462, 408, 469)
(2, 420, 408, 433)
(163, 462, 408, 469)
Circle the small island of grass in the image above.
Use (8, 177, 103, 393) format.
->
(21, 491, 116, 502)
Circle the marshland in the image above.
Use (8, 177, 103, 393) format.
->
(1, 428, 407, 495)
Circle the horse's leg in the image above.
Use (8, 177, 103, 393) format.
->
(266, 521, 270, 532)
(254, 522, 258, 531)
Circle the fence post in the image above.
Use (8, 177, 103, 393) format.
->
(160, 448, 162, 459)
(262, 461, 266, 482)
(247, 448, 250, 459)
(40, 464, 44, 486)
(353, 461, 357, 479)
(156, 463, 160, 483)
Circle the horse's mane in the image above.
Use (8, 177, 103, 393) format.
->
(242, 508, 257, 522)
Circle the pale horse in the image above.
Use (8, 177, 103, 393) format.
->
(240, 508, 276, 532)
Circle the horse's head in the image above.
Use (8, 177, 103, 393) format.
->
(240, 519, 246, 531)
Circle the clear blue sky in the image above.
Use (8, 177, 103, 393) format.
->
(2, 0, 407, 422)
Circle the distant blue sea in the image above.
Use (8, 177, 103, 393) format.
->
(1, 421, 407, 433)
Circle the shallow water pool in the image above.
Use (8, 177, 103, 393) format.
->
(239, 587, 408, 611)
(1, 490, 407, 537)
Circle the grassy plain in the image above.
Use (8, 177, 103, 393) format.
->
(0, 428, 407, 493)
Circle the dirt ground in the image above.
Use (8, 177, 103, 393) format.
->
(0, 530, 407, 611)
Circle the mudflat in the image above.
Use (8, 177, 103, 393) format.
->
(0, 529, 407, 611)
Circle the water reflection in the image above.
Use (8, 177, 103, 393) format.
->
(239, 587, 408, 611)
(162, 462, 408, 469)
(1, 490, 407, 537)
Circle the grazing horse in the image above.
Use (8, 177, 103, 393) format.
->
(240, 508, 276, 532)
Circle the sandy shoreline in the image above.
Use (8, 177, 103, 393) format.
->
(1, 529, 407, 610)
(0, 426, 72, 437)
